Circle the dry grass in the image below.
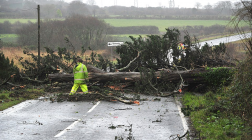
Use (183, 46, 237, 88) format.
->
(226, 42, 247, 61)
(0, 44, 245, 70)
(1, 47, 36, 69)
(0, 47, 116, 69)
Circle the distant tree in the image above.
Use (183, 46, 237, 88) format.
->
(86, 0, 96, 5)
(64, 15, 108, 50)
(67, 1, 90, 16)
(41, 4, 57, 18)
(233, 1, 243, 9)
(214, 1, 232, 9)
(195, 2, 202, 9)
(23, 1, 37, 9)
(204, 3, 212, 10)
(214, 1, 233, 15)
(191, 8, 198, 14)
(16, 15, 109, 50)
(56, 9, 63, 18)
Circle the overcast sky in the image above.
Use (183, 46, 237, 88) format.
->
(64, 0, 240, 8)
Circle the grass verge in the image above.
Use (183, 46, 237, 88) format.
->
(182, 92, 248, 140)
(0, 88, 45, 111)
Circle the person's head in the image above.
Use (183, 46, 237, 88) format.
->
(77, 58, 83, 63)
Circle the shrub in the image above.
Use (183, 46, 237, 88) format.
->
(0, 52, 19, 80)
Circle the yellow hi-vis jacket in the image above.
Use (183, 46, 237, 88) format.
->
(73, 62, 88, 84)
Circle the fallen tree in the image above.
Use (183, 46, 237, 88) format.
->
(48, 64, 234, 93)
(49, 65, 207, 83)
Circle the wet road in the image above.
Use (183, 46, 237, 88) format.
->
(0, 95, 188, 140)
(200, 33, 252, 46)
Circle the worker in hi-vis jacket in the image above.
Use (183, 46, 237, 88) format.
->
(69, 58, 88, 95)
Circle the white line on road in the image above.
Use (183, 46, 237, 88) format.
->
(174, 97, 188, 134)
(54, 101, 101, 138)
(87, 101, 100, 113)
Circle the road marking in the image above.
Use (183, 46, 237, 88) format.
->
(54, 101, 101, 137)
(54, 120, 79, 137)
(174, 97, 188, 134)
(87, 101, 100, 113)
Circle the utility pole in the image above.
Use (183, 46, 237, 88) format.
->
(37, 5, 40, 74)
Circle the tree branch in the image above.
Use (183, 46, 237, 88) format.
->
(118, 50, 144, 72)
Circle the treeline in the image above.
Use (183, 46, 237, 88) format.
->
(101, 6, 234, 19)
(16, 15, 110, 50)
(0, 0, 241, 19)
(178, 25, 237, 38)
(107, 26, 159, 34)
(0, 21, 27, 34)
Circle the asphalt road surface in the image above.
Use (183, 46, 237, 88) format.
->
(0, 94, 188, 140)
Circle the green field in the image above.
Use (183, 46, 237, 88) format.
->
(104, 19, 234, 32)
(0, 19, 37, 24)
(0, 34, 18, 43)
(1, 18, 246, 33)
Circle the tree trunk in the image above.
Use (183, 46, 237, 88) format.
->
(48, 65, 209, 84)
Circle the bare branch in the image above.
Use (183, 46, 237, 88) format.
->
(118, 50, 145, 72)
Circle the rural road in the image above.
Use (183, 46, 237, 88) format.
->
(200, 32, 252, 46)
(0, 94, 188, 140)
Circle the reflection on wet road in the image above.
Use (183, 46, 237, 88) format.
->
(0, 95, 188, 140)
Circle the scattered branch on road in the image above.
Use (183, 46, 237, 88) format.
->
(19, 74, 47, 84)
(169, 130, 189, 140)
(51, 93, 143, 105)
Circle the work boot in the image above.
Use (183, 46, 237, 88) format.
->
(69, 93, 74, 95)
(83, 91, 88, 94)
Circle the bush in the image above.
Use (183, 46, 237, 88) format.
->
(200, 67, 235, 91)
(0, 52, 19, 80)
(223, 57, 252, 127)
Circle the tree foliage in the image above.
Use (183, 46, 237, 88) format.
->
(0, 52, 19, 80)
(219, 1, 252, 134)
(68, 1, 90, 16)
(18, 36, 113, 81)
(115, 28, 234, 72)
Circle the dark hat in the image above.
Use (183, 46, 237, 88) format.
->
(77, 58, 83, 63)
